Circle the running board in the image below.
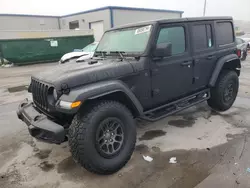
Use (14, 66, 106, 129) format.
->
(141, 89, 210, 122)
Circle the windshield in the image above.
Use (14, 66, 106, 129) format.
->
(236, 38, 243, 45)
(82, 43, 98, 52)
(96, 25, 152, 54)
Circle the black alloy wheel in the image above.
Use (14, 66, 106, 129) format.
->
(96, 117, 124, 158)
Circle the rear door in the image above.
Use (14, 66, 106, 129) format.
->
(190, 22, 217, 90)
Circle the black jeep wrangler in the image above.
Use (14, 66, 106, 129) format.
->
(17, 17, 241, 174)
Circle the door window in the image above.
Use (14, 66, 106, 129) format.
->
(192, 24, 213, 51)
(157, 26, 186, 56)
(216, 22, 234, 46)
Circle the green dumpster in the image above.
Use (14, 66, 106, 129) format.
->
(0, 34, 94, 65)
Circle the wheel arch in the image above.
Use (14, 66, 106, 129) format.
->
(209, 54, 241, 87)
(58, 80, 144, 117)
(87, 91, 142, 117)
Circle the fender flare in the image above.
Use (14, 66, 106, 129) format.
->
(58, 80, 144, 115)
(209, 54, 240, 87)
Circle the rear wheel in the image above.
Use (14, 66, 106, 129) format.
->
(68, 100, 136, 174)
(208, 70, 239, 111)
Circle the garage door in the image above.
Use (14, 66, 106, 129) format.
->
(90, 21, 104, 41)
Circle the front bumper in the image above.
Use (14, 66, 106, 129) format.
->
(17, 99, 66, 144)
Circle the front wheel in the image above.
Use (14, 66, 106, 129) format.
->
(208, 70, 239, 111)
(68, 100, 136, 174)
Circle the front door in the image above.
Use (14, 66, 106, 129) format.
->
(151, 23, 194, 105)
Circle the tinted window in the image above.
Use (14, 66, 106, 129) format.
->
(193, 25, 206, 50)
(206, 25, 213, 47)
(193, 24, 213, 51)
(216, 22, 234, 45)
(157, 26, 185, 55)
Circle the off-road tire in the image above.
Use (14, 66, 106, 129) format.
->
(208, 70, 239, 111)
(68, 100, 136, 175)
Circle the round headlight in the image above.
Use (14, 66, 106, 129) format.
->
(53, 89, 58, 100)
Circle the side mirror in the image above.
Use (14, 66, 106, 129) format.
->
(154, 43, 172, 57)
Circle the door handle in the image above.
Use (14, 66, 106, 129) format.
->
(207, 55, 216, 60)
(181, 61, 192, 66)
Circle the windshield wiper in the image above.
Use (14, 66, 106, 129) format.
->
(96, 51, 132, 60)
(110, 51, 126, 59)
(95, 51, 107, 58)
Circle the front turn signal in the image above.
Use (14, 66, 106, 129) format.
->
(70, 101, 82, 108)
(59, 100, 82, 109)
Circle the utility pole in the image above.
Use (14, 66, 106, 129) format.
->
(203, 0, 207, 16)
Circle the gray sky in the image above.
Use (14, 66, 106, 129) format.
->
(1, 0, 250, 21)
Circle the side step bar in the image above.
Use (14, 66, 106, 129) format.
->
(141, 89, 210, 122)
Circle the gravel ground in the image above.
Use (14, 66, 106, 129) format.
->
(1, 59, 250, 188)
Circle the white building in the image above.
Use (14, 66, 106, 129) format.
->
(0, 14, 59, 30)
(59, 6, 183, 41)
(0, 6, 183, 41)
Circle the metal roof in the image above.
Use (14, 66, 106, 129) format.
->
(61, 6, 184, 18)
(0, 6, 183, 19)
(0, 13, 59, 18)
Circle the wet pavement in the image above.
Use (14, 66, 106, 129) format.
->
(1, 60, 250, 188)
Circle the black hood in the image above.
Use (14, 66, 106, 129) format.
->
(33, 59, 134, 90)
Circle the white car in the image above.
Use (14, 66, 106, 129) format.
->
(236, 38, 248, 61)
(59, 42, 99, 64)
(241, 35, 250, 49)
(242, 38, 250, 49)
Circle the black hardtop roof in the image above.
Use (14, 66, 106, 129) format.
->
(108, 16, 233, 31)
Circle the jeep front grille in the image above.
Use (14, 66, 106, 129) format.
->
(31, 79, 49, 111)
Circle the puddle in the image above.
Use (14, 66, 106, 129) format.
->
(57, 157, 77, 174)
(57, 156, 91, 180)
(139, 130, 166, 141)
(123, 139, 239, 188)
(50, 137, 245, 188)
(135, 144, 149, 154)
(208, 108, 250, 128)
(168, 117, 195, 128)
(34, 149, 52, 159)
(8, 85, 28, 93)
(152, 146, 161, 153)
(38, 161, 54, 172)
